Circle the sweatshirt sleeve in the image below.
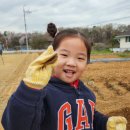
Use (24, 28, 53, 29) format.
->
(1, 81, 46, 130)
(93, 110, 108, 130)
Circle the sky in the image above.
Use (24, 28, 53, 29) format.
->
(0, 0, 130, 33)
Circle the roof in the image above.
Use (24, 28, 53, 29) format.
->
(115, 30, 130, 38)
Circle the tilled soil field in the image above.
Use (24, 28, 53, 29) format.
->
(0, 53, 130, 130)
(81, 61, 130, 130)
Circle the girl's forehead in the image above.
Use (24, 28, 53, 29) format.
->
(57, 37, 87, 55)
(59, 37, 86, 48)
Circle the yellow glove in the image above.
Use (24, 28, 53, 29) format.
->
(23, 45, 57, 89)
(107, 116, 127, 130)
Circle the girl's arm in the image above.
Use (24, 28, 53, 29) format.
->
(1, 45, 57, 130)
(1, 81, 45, 130)
(93, 110, 127, 130)
(93, 110, 108, 130)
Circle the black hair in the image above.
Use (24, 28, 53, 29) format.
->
(47, 23, 91, 64)
(47, 23, 57, 38)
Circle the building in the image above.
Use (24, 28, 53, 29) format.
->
(112, 31, 130, 52)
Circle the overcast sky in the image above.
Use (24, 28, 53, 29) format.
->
(0, 0, 130, 33)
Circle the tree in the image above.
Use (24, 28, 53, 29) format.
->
(30, 33, 49, 49)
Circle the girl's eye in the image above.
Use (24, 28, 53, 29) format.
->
(78, 57, 85, 60)
(60, 54, 68, 57)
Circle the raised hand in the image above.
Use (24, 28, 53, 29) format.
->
(23, 45, 57, 89)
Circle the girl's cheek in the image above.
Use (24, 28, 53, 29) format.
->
(58, 56, 66, 63)
(79, 62, 87, 70)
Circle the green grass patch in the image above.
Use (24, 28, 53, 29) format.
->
(91, 49, 113, 54)
(117, 52, 130, 58)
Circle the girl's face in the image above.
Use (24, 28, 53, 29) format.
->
(53, 37, 87, 83)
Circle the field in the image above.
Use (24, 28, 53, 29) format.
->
(0, 53, 130, 130)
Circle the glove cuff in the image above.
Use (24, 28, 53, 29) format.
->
(23, 79, 44, 90)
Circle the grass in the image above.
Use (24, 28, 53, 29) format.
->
(91, 49, 113, 54)
(117, 52, 130, 58)
(91, 49, 130, 58)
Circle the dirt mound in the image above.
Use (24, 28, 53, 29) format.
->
(81, 61, 130, 130)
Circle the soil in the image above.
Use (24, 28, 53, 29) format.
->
(81, 61, 130, 130)
(0, 53, 130, 130)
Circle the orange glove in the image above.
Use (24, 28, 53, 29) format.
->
(23, 45, 57, 89)
(107, 116, 127, 130)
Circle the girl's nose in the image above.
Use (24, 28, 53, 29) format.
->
(66, 58, 76, 67)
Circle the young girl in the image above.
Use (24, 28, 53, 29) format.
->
(2, 23, 127, 130)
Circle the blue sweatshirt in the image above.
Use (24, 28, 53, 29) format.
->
(2, 77, 108, 130)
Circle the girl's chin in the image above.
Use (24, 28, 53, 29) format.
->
(61, 77, 77, 83)
(53, 74, 78, 83)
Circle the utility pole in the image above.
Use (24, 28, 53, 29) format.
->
(23, 6, 29, 50)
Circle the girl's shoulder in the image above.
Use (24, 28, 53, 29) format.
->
(79, 80, 96, 101)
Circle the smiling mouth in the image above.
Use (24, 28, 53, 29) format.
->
(63, 69, 76, 76)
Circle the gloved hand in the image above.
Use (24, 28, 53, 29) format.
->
(107, 116, 127, 130)
(23, 45, 57, 89)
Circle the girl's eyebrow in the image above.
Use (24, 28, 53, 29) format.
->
(78, 52, 87, 56)
(59, 49, 70, 52)
(59, 49, 87, 56)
